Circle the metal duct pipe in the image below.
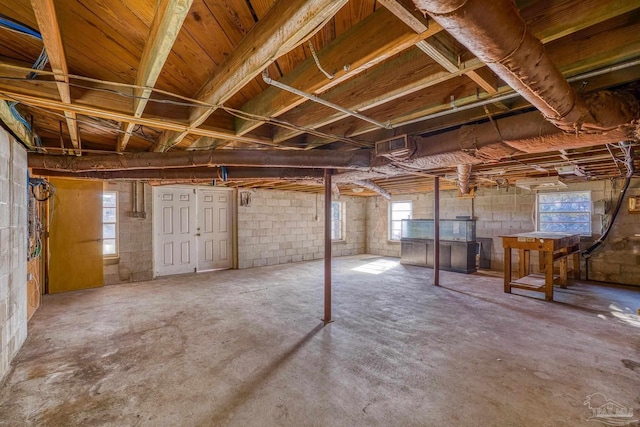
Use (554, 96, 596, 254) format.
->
(30, 167, 326, 180)
(457, 164, 472, 194)
(412, 0, 639, 132)
(27, 149, 372, 172)
(334, 109, 635, 183)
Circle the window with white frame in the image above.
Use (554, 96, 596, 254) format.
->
(331, 201, 344, 240)
(389, 201, 412, 240)
(103, 191, 118, 256)
(537, 191, 591, 235)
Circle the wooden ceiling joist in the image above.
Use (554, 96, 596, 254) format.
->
(0, 100, 34, 148)
(231, 7, 444, 139)
(29, 0, 80, 153)
(274, 0, 639, 146)
(117, 0, 194, 152)
(0, 89, 274, 146)
(306, 25, 640, 147)
(154, 0, 350, 152)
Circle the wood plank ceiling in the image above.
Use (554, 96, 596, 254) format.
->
(0, 0, 639, 196)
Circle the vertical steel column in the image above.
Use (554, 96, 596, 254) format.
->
(434, 177, 440, 286)
(323, 169, 332, 322)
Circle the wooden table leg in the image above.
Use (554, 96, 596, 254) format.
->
(524, 250, 530, 277)
(518, 249, 525, 278)
(559, 256, 568, 288)
(545, 250, 554, 301)
(504, 247, 512, 294)
(539, 250, 546, 273)
(573, 252, 581, 279)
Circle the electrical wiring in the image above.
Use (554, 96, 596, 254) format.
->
(0, 16, 47, 143)
(0, 14, 42, 40)
(0, 67, 371, 148)
(0, 85, 369, 150)
(27, 261, 41, 309)
(582, 142, 635, 257)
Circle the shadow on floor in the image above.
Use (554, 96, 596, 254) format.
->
(205, 323, 326, 425)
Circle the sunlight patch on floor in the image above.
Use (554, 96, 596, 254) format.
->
(352, 259, 399, 275)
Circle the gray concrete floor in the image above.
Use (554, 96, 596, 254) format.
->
(1, 255, 639, 427)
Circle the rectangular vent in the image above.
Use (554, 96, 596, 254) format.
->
(375, 135, 410, 158)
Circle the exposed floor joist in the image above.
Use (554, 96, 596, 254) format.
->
(231, 7, 444, 140)
(117, 0, 194, 152)
(29, 0, 80, 153)
(154, 0, 350, 152)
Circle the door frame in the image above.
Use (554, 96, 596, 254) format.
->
(152, 185, 237, 277)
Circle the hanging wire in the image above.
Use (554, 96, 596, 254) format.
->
(308, 41, 334, 80)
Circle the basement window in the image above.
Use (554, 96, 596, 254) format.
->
(537, 191, 591, 236)
(389, 201, 412, 241)
(331, 201, 344, 241)
(103, 191, 118, 256)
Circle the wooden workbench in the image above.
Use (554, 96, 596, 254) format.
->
(501, 232, 581, 301)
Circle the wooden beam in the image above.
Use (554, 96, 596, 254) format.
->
(308, 30, 640, 147)
(465, 66, 499, 94)
(0, 89, 276, 146)
(0, 101, 34, 148)
(280, 0, 640, 145)
(232, 8, 444, 138)
(30, 0, 80, 153)
(525, 0, 640, 44)
(383, 0, 640, 99)
(415, 39, 458, 73)
(376, 0, 430, 33)
(273, 51, 482, 143)
(117, 0, 193, 152)
(155, 0, 349, 152)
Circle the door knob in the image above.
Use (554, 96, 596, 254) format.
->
(195, 233, 201, 237)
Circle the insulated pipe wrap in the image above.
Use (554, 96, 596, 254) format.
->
(413, 0, 590, 130)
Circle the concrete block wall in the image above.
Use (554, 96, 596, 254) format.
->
(0, 130, 28, 382)
(103, 181, 153, 285)
(366, 194, 431, 257)
(365, 181, 640, 286)
(582, 179, 640, 285)
(237, 189, 365, 269)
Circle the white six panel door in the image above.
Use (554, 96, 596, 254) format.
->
(197, 189, 233, 271)
(154, 186, 233, 277)
(154, 187, 197, 276)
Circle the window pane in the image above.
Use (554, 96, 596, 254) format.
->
(103, 207, 116, 223)
(540, 222, 590, 233)
(537, 191, 591, 236)
(332, 202, 341, 220)
(103, 239, 116, 255)
(391, 211, 411, 221)
(539, 192, 590, 203)
(539, 202, 590, 212)
(539, 212, 590, 223)
(332, 225, 341, 240)
(392, 202, 412, 211)
(103, 192, 117, 208)
(103, 223, 116, 239)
